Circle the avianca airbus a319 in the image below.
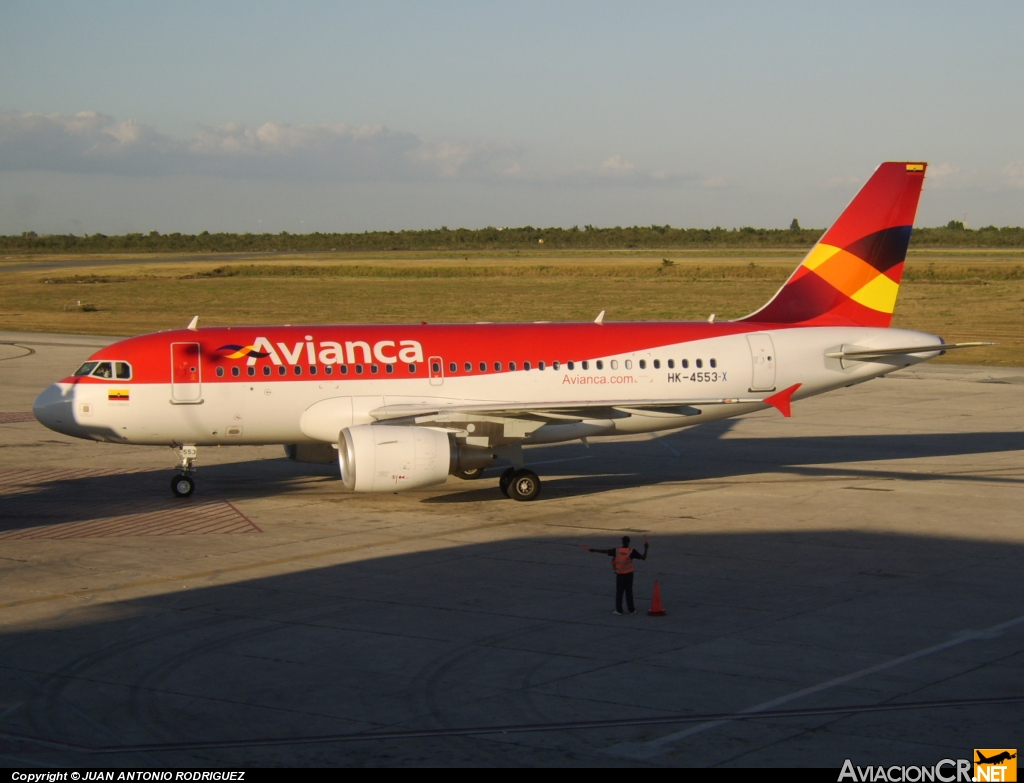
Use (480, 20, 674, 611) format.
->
(34, 162, 986, 501)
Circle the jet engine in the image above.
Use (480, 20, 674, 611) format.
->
(339, 424, 494, 492)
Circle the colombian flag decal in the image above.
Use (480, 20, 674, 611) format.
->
(108, 389, 130, 401)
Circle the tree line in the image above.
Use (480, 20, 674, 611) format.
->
(5, 223, 1024, 254)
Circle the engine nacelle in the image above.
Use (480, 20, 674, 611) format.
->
(339, 425, 494, 493)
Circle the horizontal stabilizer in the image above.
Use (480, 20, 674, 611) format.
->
(826, 342, 993, 361)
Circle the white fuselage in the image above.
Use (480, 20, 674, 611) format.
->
(34, 326, 943, 449)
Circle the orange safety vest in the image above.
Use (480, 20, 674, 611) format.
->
(613, 547, 634, 575)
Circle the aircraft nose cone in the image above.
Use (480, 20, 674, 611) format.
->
(33, 383, 75, 435)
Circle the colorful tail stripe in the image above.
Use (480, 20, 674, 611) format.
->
(743, 162, 927, 327)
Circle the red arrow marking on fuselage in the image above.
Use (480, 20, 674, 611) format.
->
(764, 383, 802, 418)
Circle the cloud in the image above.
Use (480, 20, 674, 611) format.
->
(0, 110, 519, 181)
(0, 111, 171, 175)
(928, 162, 960, 179)
(0, 110, 705, 189)
(541, 154, 694, 188)
(1002, 161, 1024, 189)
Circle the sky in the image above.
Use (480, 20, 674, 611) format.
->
(2, 1, 1023, 235)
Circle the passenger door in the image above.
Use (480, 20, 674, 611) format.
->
(170, 342, 203, 403)
(746, 333, 776, 392)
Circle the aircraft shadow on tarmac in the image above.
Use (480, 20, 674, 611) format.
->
(2, 421, 1022, 533)
(0, 529, 1021, 766)
(429, 423, 1024, 503)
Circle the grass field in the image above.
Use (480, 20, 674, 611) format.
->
(1, 249, 1021, 365)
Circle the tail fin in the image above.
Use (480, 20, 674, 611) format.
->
(741, 162, 927, 327)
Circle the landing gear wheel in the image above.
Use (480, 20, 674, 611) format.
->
(498, 467, 516, 498)
(508, 469, 541, 502)
(455, 467, 485, 480)
(171, 474, 195, 498)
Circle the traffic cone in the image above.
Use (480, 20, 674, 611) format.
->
(647, 580, 666, 616)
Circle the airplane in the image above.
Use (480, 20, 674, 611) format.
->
(976, 752, 1016, 765)
(33, 161, 988, 501)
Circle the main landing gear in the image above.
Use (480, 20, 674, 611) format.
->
(171, 445, 198, 498)
(499, 467, 541, 502)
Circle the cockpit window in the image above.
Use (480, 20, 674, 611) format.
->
(115, 362, 132, 380)
(91, 362, 114, 379)
(74, 361, 99, 376)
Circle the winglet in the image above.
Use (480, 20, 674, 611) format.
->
(187, 316, 199, 331)
(594, 310, 605, 325)
(764, 383, 802, 417)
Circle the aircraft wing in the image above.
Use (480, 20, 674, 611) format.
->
(370, 396, 767, 423)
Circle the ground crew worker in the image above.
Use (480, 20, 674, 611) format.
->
(587, 534, 648, 614)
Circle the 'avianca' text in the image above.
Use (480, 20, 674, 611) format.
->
(245, 337, 424, 366)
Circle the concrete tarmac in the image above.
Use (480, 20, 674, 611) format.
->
(1, 332, 1022, 767)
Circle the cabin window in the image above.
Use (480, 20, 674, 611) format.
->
(625, 360, 632, 369)
(509, 361, 517, 371)
(431, 361, 441, 373)
(74, 362, 99, 377)
(293, 366, 302, 376)
(263, 366, 271, 376)
(553, 361, 560, 370)
(610, 360, 618, 370)
(341, 365, 349, 375)
(667, 359, 674, 369)
(567, 361, 575, 370)
(494, 361, 502, 371)
(309, 366, 317, 375)
(91, 362, 113, 379)
(639, 360, 646, 370)
(216, 367, 225, 377)
(386, 364, 394, 374)
(465, 362, 472, 372)
(653, 359, 661, 369)
(324, 365, 333, 375)
(278, 366, 287, 376)
(524, 361, 531, 371)
(682, 359, 689, 369)
(408, 363, 416, 373)
(582, 361, 589, 370)
(371, 364, 379, 374)
(696, 359, 703, 369)
(247, 366, 255, 377)
(596, 360, 604, 370)
(710, 358, 717, 368)
(449, 362, 457, 373)
(479, 362, 487, 372)
(355, 365, 363, 375)
(539, 361, 546, 370)
(232, 366, 240, 377)
(115, 362, 132, 380)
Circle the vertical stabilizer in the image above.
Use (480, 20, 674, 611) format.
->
(741, 162, 927, 327)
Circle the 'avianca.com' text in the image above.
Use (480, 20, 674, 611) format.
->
(562, 374, 636, 385)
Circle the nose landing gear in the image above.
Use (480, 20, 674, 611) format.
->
(171, 445, 198, 498)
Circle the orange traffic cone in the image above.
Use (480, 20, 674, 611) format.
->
(647, 580, 666, 616)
